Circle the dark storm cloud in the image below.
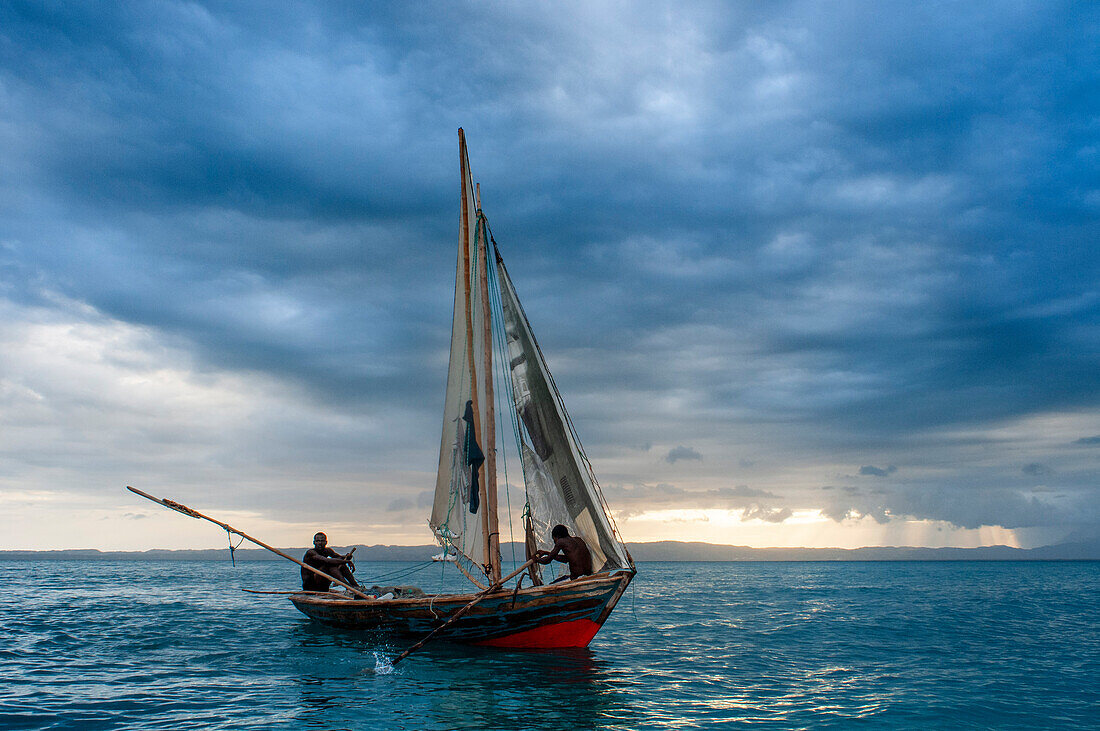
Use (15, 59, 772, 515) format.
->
(1074, 436, 1100, 446)
(893, 486, 1067, 531)
(605, 483, 781, 517)
(666, 446, 702, 464)
(819, 478, 1085, 532)
(1022, 463, 1053, 477)
(859, 465, 897, 477)
(1, 1, 1098, 539)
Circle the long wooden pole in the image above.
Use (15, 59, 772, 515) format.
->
(458, 130, 482, 548)
(243, 589, 340, 596)
(451, 555, 489, 590)
(476, 213, 501, 585)
(125, 486, 373, 600)
(392, 557, 535, 665)
(459, 128, 495, 583)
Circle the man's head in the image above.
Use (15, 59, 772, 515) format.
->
(551, 524, 569, 540)
(313, 532, 327, 548)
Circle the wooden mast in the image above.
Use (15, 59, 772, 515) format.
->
(458, 129, 485, 580)
(458, 129, 500, 583)
(476, 200, 501, 585)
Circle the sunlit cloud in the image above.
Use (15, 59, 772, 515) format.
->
(618, 508, 1023, 549)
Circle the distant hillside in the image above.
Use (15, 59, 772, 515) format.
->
(2, 540, 1098, 561)
(624, 540, 1100, 561)
(0, 544, 442, 562)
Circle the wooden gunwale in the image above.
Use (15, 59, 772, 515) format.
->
(593, 567, 633, 625)
(289, 567, 634, 647)
(290, 570, 630, 609)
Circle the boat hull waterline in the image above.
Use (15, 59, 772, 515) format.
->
(289, 570, 634, 648)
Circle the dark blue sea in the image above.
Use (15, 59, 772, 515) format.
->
(1, 560, 1097, 729)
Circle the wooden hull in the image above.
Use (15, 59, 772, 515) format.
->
(289, 570, 634, 648)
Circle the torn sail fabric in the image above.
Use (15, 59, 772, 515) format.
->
(463, 400, 484, 514)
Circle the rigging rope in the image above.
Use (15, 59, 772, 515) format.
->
(433, 242, 478, 587)
(487, 227, 630, 559)
(356, 560, 436, 586)
(487, 227, 537, 516)
(489, 226, 554, 586)
(486, 226, 571, 585)
(226, 529, 245, 567)
(484, 221, 520, 568)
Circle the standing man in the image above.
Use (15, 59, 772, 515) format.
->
(301, 532, 361, 592)
(533, 524, 593, 582)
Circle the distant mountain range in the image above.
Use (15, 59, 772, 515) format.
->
(2, 540, 1098, 561)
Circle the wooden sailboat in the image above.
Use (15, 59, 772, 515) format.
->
(289, 130, 636, 648)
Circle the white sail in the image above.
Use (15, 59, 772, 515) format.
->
(432, 131, 629, 587)
(495, 255, 632, 572)
(429, 133, 494, 580)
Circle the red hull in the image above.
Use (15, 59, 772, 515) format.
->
(472, 617, 602, 648)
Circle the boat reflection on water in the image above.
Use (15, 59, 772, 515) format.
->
(422, 647, 625, 730)
(289, 623, 631, 729)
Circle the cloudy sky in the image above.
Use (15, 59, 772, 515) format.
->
(1, 1, 1097, 551)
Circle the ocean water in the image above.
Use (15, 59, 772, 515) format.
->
(1, 560, 1097, 730)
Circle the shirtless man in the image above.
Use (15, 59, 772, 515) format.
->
(533, 524, 593, 582)
(301, 532, 360, 592)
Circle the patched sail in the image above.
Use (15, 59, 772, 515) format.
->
(496, 255, 632, 572)
(429, 132, 495, 582)
(432, 130, 629, 589)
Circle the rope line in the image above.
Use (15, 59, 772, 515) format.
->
(226, 529, 245, 567)
(488, 229, 542, 582)
(433, 237, 481, 588)
(484, 220, 519, 567)
(488, 231, 630, 562)
(490, 231, 544, 578)
(355, 560, 436, 586)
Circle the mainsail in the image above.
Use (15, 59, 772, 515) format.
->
(429, 131, 496, 583)
(431, 129, 632, 588)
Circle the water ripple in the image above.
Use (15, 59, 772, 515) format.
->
(1, 560, 1098, 729)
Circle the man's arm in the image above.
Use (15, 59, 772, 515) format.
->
(308, 548, 350, 567)
(330, 546, 357, 562)
(533, 544, 563, 565)
(534, 539, 572, 565)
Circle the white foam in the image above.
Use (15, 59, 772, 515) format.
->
(372, 651, 394, 675)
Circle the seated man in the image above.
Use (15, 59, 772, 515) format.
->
(533, 524, 593, 582)
(301, 532, 360, 592)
